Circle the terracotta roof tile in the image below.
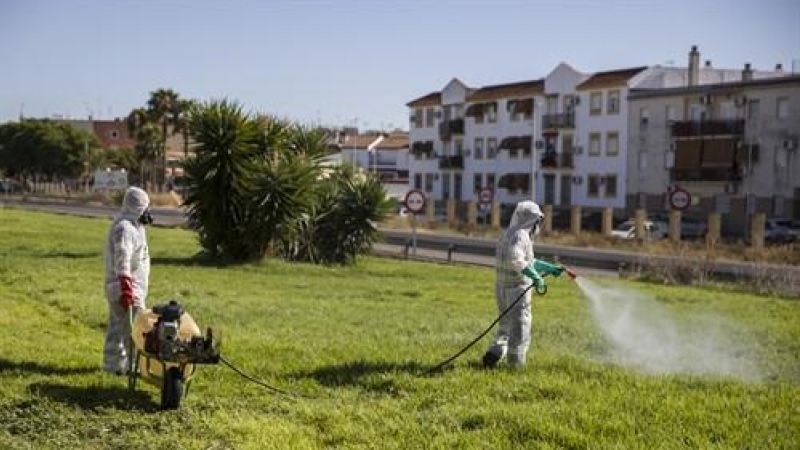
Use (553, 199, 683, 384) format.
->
(576, 66, 648, 90)
(406, 92, 441, 107)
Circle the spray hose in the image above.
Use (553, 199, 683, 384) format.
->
(424, 265, 578, 375)
(219, 356, 313, 398)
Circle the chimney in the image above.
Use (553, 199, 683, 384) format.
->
(688, 45, 700, 86)
(742, 63, 754, 82)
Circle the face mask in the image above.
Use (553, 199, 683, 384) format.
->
(138, 209, 154, 225)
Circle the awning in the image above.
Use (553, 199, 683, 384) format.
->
(508, 98, 533, 115)
(498, 172, 530, 190)
(465, 103, 485, 117)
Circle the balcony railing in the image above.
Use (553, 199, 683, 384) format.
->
(540, 151, 574, 169)
(542, 113, 575, 129)
(670, 119, 745, 137)
(438, 155, 464, 170)
(670, 167, 742, 182)
(438, 118, 465, 141)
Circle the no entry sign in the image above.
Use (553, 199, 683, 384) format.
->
(669, 187, 691, 210)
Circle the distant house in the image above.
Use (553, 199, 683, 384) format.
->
(57, 117, 135, 151)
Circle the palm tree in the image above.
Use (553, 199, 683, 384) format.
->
(146, 88, 181, 189)
(127, 107, 161, 188)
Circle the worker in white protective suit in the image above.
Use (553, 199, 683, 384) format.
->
(482, 201, 565, 369)
(102, 186, 153, 374)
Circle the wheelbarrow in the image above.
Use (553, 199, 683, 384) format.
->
(127, 300, 220, 410)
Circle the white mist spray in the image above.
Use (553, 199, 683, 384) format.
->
(575, 277, 761, 381)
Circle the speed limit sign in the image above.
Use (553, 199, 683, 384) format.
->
(404, 189, 426, 214)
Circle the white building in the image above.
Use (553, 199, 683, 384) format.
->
(628, 71, 800, 234)
(406, 46, 789, 225)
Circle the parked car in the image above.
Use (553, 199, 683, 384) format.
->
(0, 178, 24, 193)
(764, 218, 797, 244)
(649, 212, 708, 240)
(611, 219, 668, 240)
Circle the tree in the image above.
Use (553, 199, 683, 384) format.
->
(146, 88, 182, 188)
(182, 100, 390, 265)
(0, 119, 101, 181)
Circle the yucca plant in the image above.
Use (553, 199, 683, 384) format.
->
(184, 100, 389, 265)
(183, 100, 261, 260)
(286, 166, 391, 264)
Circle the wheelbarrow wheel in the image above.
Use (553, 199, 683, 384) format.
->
(161, 367, 183, 410)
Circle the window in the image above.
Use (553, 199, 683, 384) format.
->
(424, 174, 434, 193)
(414, 108, 423, 127)
(605, 174, 617, 198)
(606, 132, 619, 156)
(747, 99, 760, 121)
(110, 130, 119, 140)
(442, 173, 451, 200)
(414, 174, 422, 190)
(486, 102, 498, 123)
(590, 92, 603, 115)
(777, 97, 789, 120)
(473, 174, 482, 193)
(474, 138, 484, 159)
(487, 137, 497, 158)
(640, 107, 649, 126)
(454, 138, 463, 155)
(589, 133, 601, 156)
(666, 104, 677, 122)
(425, 107, 435, 128)
(607, 90, 620, 115)
(587, 174, 600, 197)
(487, 173, 495, 189)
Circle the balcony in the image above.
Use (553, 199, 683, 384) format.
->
(542, 112, 575, 129)
(438, 155, 464, 170)
(670, 167, 742, 182)
(540, 151, 574, 169)
(410, 141, 434, 158)
(671, 119, 745, 137)
(438, 118, 465, 141)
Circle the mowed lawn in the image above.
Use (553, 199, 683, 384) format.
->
(0, 207, 798, 449)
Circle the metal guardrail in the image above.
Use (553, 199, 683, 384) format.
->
(380, 229, 800, 285)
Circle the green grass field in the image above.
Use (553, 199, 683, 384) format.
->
(1, 207, 798, 449)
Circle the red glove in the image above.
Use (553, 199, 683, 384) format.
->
(119, 275, 135, 309)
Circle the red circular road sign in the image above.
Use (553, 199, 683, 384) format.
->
(404, 189, 427, 213)
(478, 187, 494, 204)
(669, 187, 691, 210)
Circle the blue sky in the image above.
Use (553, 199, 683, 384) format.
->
(1, 0, 798, 130)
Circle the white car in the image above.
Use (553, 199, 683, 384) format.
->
(611, 220, 668, 240)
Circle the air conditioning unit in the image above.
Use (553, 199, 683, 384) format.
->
(573, 96, 581, 105)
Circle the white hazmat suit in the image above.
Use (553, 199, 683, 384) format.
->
(483, 201, 545, 368)
(103, 187, 151, 374)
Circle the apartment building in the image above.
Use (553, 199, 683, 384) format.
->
(406, 46, 788, 225)
(628, 70, 800, 234)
